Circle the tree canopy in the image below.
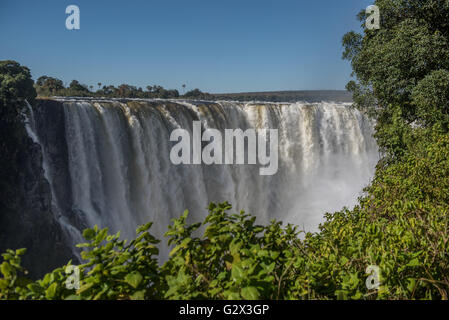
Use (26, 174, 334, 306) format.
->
(343, 0, 449, 158)
(0, 61, 37, 250)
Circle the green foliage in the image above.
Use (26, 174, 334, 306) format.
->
(412, 69, 449, 128)
(161, 203, 299, 300)
(0, 60, 37, 235)
(0, 249, 31, 300)
(372, 105, 415, 160)
(34, 76, 181, 99)
(183, 88, 210, 99)
(0, 60, 36, 105)
(35, 76, 64, 96)
(68, 80, 90, 93)
(342, 0, 449, 157)
(0, 223, 161, 300)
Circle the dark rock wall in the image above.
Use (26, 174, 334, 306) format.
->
(0, 99, 75, 279)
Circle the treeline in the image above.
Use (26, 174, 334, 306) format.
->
(35, 76, 352, 103)
(214, 90, 353, 103)
(35, 76, 212, 100)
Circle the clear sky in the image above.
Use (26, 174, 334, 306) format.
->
(0, 0, 373, 93)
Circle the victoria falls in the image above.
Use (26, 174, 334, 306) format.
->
(22, 98, 378, 266)
(1, 0, 449, 302)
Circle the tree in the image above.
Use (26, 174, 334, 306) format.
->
(101, 85, 117, 96)
(411, 69, 449, 127)
(35, 76, 64, 95)
(184, 88, 204, 98)
(1, 61, 36, 104)
(168, 89, 179, 98)
(117, 84, 138, 98)
(68, 80, 89, 92)
(0, 60, 37, 236)
(342, 0, 449, 157)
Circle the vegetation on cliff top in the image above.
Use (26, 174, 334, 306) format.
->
(0, 61, 38, 253)
(34, 75, 212, 100)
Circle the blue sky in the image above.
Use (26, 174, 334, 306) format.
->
(0, 0, 372, 93)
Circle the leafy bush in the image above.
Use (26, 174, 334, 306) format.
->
(412, 69, 449, 128)
(161, 204, 299, 300)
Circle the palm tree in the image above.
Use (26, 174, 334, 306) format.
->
(182, 84, 186, 95)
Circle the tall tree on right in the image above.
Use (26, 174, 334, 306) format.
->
(342, 0, 449, 158)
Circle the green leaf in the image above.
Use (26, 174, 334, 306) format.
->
(351, 291, 363, 299)
(82, 228, 96, 241)
(27, 283, 43, 294)
(95, 228, 109, 243)
(125, 271, 143, 289)
(0, 262, 12, 277)
(241, 286, 259, 300)
(406, 258, 420, 267)
(77, 282, 94, 295)
(16, 248, 27, 256)
(224, 290, 241, 300)
(131, 290, 145, 300)
(45, 283, 58, 299)
(407, 278, 416, 293)
(231, 265, 244, 282)
(335, 290, 348, 300)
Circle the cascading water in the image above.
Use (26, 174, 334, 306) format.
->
(27, 98, 379, 260)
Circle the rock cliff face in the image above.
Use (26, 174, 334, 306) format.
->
(31, 100, 88, 235)
(0, 99, 76, 279)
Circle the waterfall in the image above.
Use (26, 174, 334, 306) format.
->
(29, 98, 379, 260)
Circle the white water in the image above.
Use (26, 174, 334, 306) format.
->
(29, 99, 379, 259)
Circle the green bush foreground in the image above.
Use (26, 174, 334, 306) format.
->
(1, 130, 448, 300)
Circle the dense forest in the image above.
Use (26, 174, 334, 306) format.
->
(1, 0, 449, 300)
